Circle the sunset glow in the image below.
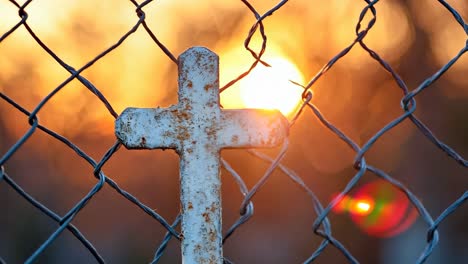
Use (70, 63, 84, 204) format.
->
(219, 40, 306, 118)
(1, 1, 465, 262)
(238, 57, 304, 116)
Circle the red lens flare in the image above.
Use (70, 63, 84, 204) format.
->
(332, 180, 418, 237)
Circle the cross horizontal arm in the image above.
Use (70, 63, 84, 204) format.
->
(218, 109, 289, 148)
(115, 107, 179, 149)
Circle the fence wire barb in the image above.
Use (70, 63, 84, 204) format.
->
(1, 0, 467, 263)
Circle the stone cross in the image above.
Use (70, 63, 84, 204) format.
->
(115, 47, 288, 264)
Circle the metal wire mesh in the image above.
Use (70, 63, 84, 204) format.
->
(1, 0, 467, 263)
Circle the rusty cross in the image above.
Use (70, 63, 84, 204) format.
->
(115, 47, 288, 263)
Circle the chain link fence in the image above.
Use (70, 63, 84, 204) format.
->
(1, 0, 467, 263)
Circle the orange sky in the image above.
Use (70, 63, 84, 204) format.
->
(1, 0, 466, 173)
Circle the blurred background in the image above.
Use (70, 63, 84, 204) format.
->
(0, 0, 467, 263)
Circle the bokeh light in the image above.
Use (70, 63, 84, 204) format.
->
(333, 180, 418, 237)
(352, 199, 374, 216)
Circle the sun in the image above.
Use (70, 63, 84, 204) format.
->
(220, 46, 305, 117)
(238, 57, 304, 116)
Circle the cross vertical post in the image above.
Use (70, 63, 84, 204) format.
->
(115, 47, 289, 263)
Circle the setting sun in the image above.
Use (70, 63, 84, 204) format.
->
(220, 44, 305, 118)
(238, 57, 304, 116)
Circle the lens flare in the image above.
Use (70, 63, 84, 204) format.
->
(332, 180, 418, 237)
(352, 199, 373, 216)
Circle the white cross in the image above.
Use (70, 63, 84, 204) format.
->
(115, 47, 288, 264)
